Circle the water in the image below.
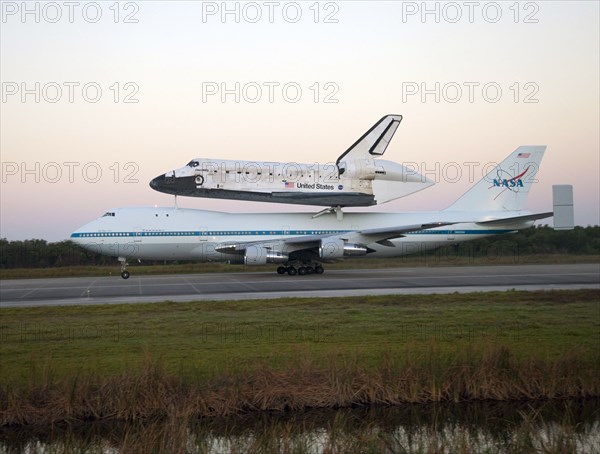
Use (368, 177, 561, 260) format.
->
(1, 399, 599, 453)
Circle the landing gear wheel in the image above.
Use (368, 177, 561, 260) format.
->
(306, 266, 315, 275)
(298, 267, 307, 276)
(277, 266, 287, 275)
(287, 266, 297, 276)
(118, 257, 130, 279)
(315, 266, 324, 274)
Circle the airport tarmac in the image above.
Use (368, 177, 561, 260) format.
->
(1, 263, 598, 308)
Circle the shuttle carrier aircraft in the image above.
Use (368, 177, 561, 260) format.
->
(71, 146, 574, 278)
(149, 115, 434, 209)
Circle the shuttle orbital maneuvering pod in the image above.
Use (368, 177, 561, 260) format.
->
(149, 115, 434, 213)
(72, 143, 575, 279)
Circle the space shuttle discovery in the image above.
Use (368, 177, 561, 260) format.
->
(149, 115, 434, 207)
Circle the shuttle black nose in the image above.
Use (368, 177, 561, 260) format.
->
(150, 173, 176, 193)
(149, 172, 191, 195)
(149, 174, 164, 190)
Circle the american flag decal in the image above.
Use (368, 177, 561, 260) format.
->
(517, 153, 530, 158)
(284, 181, 295, 188)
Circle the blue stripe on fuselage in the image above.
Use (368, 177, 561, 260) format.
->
(70, 229, 515, 238)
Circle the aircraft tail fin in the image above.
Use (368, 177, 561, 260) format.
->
(445, 145, 546, 212)
(336, 114, 402, 164)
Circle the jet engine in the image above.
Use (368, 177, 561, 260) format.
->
(319, 238, 368, 259)
(244, 245, 288, 265)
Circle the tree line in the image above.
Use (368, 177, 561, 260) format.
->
(0, 225, 598, 269)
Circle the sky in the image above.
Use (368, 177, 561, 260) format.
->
(1, 1, 598, 241)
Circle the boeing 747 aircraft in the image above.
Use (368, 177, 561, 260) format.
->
(71, 145, 573, 278)
(149, 115, 434, 208)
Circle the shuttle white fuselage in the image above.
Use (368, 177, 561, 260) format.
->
(149, 115, 434, 207)
(150, 157, 432, 207)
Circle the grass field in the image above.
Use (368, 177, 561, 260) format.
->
(1, 289, 599, 425)
(1, 253, 598, 279)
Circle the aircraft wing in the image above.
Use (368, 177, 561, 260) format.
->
(284, 222, 454, 247)
(215, 222, 455, 255)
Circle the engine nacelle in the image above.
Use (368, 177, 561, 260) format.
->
(342, 243, 369, 256)
(319, 239, 368, 259)
(244, 246, 288, 266)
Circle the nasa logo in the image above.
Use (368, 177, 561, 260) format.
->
(489, 166, 530, 192)
(338, 185, 343, 190)
(493, 179, 524, 188)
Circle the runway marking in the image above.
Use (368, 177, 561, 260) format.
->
(18, 287, 39, 299)
(3, 284, 599, 308)
(1, 272, 598, 295)
(1, 264, 598, 307)
(79, 278, 98, 298)
(224, 275, 259, 292)
(182, 277, 202, 294)
(2, 273, 597, 302)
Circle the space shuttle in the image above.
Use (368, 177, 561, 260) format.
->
(149, 115, 434, 208)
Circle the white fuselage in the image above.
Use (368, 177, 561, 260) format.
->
(71, 207, 532, 263)
(149, 158, 434, 207)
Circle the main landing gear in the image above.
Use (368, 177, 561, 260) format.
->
(118, 257, 130, 279)
(276, 264, 324, 276)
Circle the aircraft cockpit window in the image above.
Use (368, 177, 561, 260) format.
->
(187, 160, 200, 168)
(102, 212, 116, 217)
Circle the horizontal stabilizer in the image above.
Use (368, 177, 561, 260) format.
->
(477, 212, 553, 226)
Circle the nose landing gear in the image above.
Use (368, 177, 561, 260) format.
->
(118, 257, 130, 279)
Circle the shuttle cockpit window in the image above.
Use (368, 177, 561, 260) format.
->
(187, 160, 200, 168)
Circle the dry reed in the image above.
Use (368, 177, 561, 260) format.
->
(1, 345, 598, 427)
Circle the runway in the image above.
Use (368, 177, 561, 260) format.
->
(1, 264, 598, 308)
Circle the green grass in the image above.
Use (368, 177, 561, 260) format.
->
(1, 290, 598, 383)
(1, 253, 598, 279)
(1, 290, 598, 425)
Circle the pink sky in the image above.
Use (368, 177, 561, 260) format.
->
(1, 1, 598, 241)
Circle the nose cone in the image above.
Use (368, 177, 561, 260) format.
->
(70, 229, 83, 243)
(149, 172, 197, 196)
(70, 221, 94, 250)
(149, 173, 177, 194)
(149, 174, 165, 191)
